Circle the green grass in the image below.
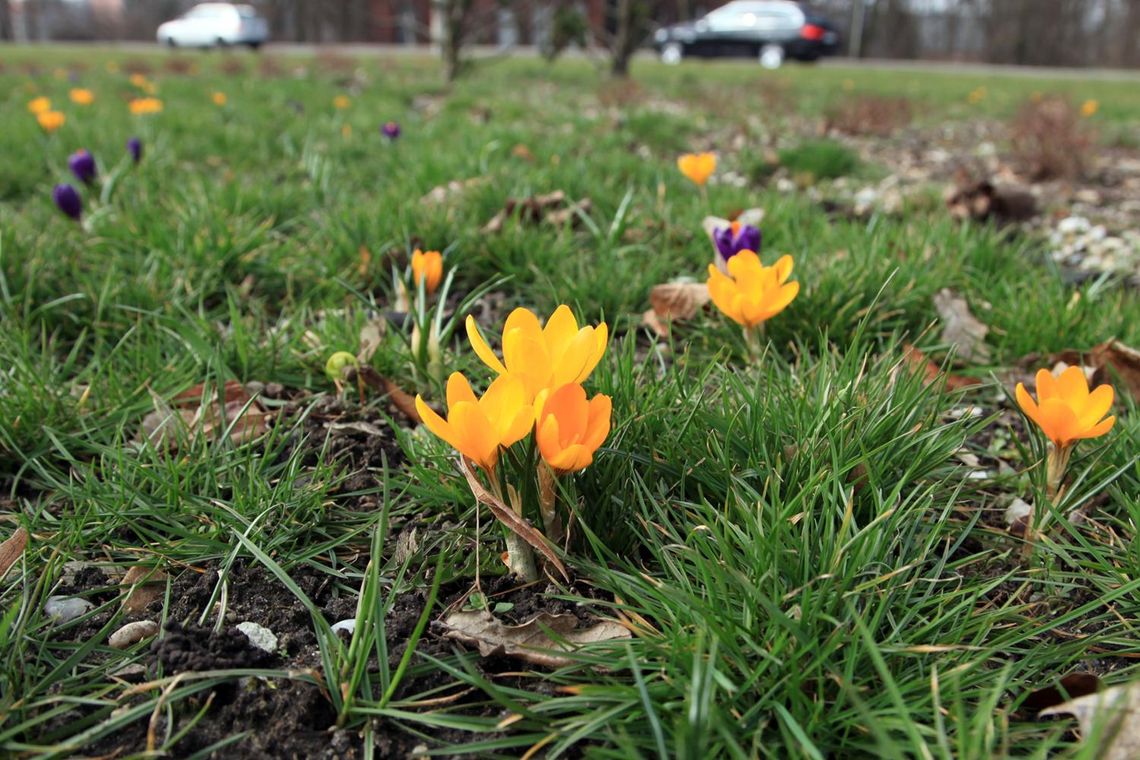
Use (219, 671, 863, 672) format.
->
(2, 48, 1140, 758)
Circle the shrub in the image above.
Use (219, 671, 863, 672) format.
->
(824, 94, 912, 137)
(1010, 95, 1093, 180)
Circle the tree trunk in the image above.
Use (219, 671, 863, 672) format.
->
(609, 0, 641, 77)
(441, 0, 472, 82)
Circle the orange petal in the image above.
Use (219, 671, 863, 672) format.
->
(466, 315, 507, 375)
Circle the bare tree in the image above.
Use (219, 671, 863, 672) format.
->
(607, 0, 651, 77)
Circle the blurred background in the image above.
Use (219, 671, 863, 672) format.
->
(2, 0, 1138, 69)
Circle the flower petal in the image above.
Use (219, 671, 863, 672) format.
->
(1077, 384, 1113, 431)
(466, 315, 507, 375)
(446, 372, 477, 409)
(1014, 383, 1042, 428)
(1056, 365, 1090, 406)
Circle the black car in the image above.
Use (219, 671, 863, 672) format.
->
(653, 1, 840, 68)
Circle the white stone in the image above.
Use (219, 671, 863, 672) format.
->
(44, 596, 94, 623)
(237, 621, 278, 653)
(109, 620, 159, 649)
(332, 619, 357, 635)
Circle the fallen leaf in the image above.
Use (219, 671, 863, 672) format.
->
(439, 609, 630, 668)
(420, 177, 484, 207)
(933, 289, 992, 364)
(1023, 673, 1101, 713)
(944, 177, 1037, 225)
(642, 280, 711, 339)
(0, 527, 28, 580)
(1049, 340, 1140, 404)
(902, 344, 980, 391)
(481, 191, 591, 234)
(510, 144, 534, 162)
(120, 565, 168, 615)
(1004, 497, 1033, 535)
(140, 381, 271, 449)
(357, 316, 387, 364)
(1039, 679, 1140, 760)
(460, 458, 568, 581)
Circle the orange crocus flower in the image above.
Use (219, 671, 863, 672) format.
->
(414, 373, 534, 474)
(536, 384, 611, 475)
(677, 152, 717, 186)
(1015, 366, 1114, 450)
(411, 249, 443, 295)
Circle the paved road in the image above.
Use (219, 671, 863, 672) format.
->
(9, 40, 1140, 80)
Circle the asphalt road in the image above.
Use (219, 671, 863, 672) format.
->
(9, 40, 1140, 80)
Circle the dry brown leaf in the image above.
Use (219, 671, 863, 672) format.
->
(1023, 673, 1101, 713)
(0, 527, 28, 580)
(357, 316, 387, 364)
(650, 281, 710, 321)
(439, 610, 631, 668)
(1050, 340, 1140, 404)
(933, 289, 992, 364)
(120, 565, 168, 615)
(140, 381, 271, 449)
(481, 191, 590, 234)
(902, 344, 980, 391)
(1039, 679, 1140, 760)
(641, 281, 711, 338)
(420, 177, 484, 207)
(511, 144, 534, 162)
(460, 458, 568, 581)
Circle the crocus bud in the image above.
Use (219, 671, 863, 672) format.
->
(52, 183, 82, 221)
(127, 136, 142, 164)
(68, 149, 97, 185)
(381, 121, 401, 140)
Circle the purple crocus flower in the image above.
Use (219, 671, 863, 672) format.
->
(68, 149, 97, 185)
(714, 221, 761, 265)
(52, 183, 83, 220)
(127, 136, 142, 164)
(381, 121, 401, 140)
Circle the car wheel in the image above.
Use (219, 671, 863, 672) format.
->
(248, 42, 262, 51)
(215, 37, 229, 49)
(759, 44, 785, 69)
(163, 37, 177, 48)
(661, 42, 684, 65)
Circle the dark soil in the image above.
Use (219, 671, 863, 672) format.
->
(77, 559, 609, 759)
(276, 393, 406, 509)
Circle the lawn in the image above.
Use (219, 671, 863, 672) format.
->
(2, 48, 1139, 758)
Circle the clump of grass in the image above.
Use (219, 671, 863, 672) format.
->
(777, 139, 860, 181)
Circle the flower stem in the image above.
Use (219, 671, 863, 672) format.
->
(537, 463, 564, 545)
(743, 324, 765, 358)
(1045, 443, 1072, 502)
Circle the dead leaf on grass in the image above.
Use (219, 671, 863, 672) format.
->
(439, 609, 631, 669)
(140, 381, 271, 449)
(357, 316, 387, 364)
(933, 289, 992, 364)
(120, 565, 168, 615)
(1039, 679, 1140, 760)
(460, 458, 568, 581)
(0, 527, 29, 580)
(1049, 339, 1140, 404)
(1022, 672, 1101, 713)
(420, 177, 484, 207)
(481, 191, 592, 234)
(641, 280, 710, 338)
(902, 344, 980, 391)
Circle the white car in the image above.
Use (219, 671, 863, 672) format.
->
(157, 3, 269, 49)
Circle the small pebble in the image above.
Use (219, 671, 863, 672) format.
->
(237, 621, 278, 653)
(332, 619, 356, 636)
(109, 620, 159, 649)
(44, 596, 94, 623)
